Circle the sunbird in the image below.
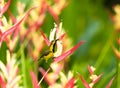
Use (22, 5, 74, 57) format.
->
(40, 39, 59, 62)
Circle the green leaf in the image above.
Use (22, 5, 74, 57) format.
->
(0, 42, 8, 64)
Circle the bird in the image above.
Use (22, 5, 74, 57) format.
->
(40, 39, 59, 62)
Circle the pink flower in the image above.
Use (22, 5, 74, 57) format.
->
(0, 75, 6, 88)
(106, 76, 115, 88)
(64, 77, 76, 88)
(79, 65, 115, 88)
(79, 65, 102, 88)
(0, 0, 11, 17)
(30, 71, 40, 88)
(0, 50, 22, 88)
(0, 7, 36, 47)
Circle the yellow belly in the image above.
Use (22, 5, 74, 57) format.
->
(44, 52, 54, 62)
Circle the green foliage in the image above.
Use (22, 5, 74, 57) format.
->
(0, 42, 8, 63)
(0, 0, 119, 87)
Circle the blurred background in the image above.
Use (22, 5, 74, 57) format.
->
(1, 0, 120, 87)
(42, 0, 120, 87)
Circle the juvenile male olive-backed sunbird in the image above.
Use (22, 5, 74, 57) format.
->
(40, 39, 59, 62)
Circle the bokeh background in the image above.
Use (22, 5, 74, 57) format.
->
(1, 0, 120, 87)
(43, 0, 117, 87)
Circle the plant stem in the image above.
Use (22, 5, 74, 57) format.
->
(117, 61, 120, 88)
(116, 34, 120, 88)
(95, 40, 110, 71)
(98, 69, 116, 88)
(21, 45, 27, 88)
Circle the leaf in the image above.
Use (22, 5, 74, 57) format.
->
(0, 42, 8, 63)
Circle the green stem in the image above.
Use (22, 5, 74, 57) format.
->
(98, 69, 116, 88)
(94, 40, 110, 71)
(117, 34, 120, 88)
(117, 61, 120, 88)
(21, 45, 27, 88)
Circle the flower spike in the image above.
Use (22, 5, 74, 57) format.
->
(53, 40, 85, 63)
(0, 7, 36, 47)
